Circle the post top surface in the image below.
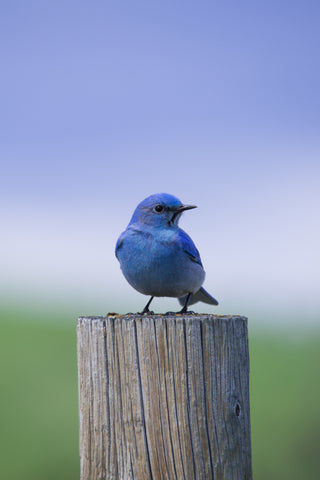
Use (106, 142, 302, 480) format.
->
(77, 313, 248, 322)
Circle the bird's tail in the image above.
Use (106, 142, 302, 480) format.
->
(178, 287, 219, 307)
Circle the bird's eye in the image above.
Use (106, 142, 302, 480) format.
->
(154, 204, 164, 213)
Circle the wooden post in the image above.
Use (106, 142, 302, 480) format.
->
(77, 314, 252, 480)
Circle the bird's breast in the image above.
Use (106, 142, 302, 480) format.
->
(117, 227, 205, 297)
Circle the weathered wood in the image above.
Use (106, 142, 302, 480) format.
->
(77, 314, 252, 480)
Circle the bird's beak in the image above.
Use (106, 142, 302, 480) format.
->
(176, 204, 197, 212)
(170, 204, 197, 223)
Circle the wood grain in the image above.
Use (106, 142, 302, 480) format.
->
(77, 314, 252, 480)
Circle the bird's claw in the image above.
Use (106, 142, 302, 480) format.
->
(177, 309, 196, 315)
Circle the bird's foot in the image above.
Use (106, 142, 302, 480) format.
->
(177, 308, 196, 315)
(138, 309, 154, 315)
(178, 307, 187, 314)
(139, 296, 154, 315)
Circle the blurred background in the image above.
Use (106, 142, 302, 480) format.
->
(1, 1, 319, 478)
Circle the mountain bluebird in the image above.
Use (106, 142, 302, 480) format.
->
(115, 193, 218, 314)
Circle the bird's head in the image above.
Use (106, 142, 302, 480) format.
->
(129, 193, 197, 227)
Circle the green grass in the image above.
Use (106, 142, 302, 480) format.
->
(0, 313, 79, 480)
(250, 333, 320, 480)
(1, 310, 319, 479)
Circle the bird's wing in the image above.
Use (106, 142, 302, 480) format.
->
(178, 229, 203, 267)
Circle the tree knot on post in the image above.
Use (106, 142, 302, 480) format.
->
(235, 402, 241, 418)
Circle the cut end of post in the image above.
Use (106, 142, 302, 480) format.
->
(78, 313, 248, 321)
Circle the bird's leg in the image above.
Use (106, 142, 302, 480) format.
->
(178, 293, 191, 314)
(140, 296, 154, 315)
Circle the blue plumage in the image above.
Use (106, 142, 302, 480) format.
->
(115, 193, 218, 313)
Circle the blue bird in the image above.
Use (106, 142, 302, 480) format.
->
(115, 193, 218, 314)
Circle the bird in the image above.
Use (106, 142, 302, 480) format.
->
(115, 193, 218, 314)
